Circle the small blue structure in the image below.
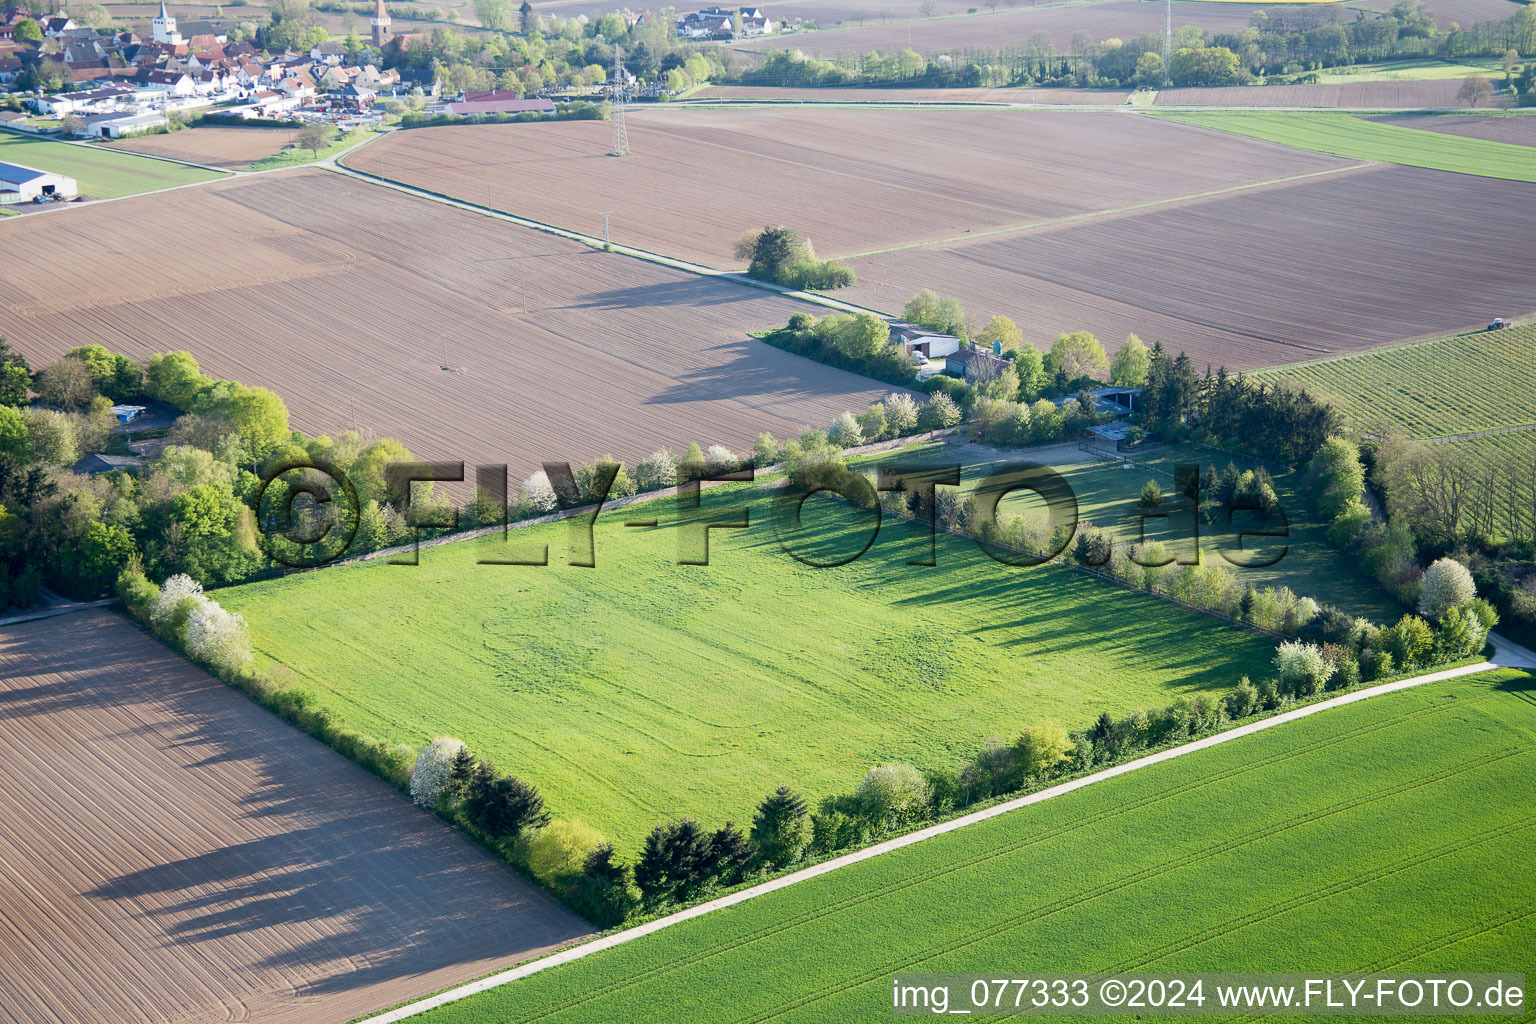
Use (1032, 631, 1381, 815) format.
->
(111, 404, 147, 424)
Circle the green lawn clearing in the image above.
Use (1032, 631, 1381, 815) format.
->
(217, 481, 1276, 853)
(245, 129, 373, 170)
(1259, 324, 1536, 440)
(412, 666, 1536, 1024)
(854, 441, 1403, 622)
(1154, 110, 1536, 183)
(0, 133, 226, 198)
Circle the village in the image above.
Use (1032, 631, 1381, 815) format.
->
(0, 1, 438, 140)
(0, 1, 778, 144)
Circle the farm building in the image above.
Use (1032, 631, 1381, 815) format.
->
(0, 161, 77, 203)
(945, 347, 1012, 382)
(1053, 386, 1142, 418)
(71, 453, 142, 475)
(443, 95, 555, 117)
(887, 320, 960, 360)
(81, 111, 165, 138)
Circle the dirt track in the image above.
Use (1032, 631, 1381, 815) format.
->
(0, 169, 896, 480)
(349, 108, 1345, 265)
(0, 609, 590, 1024)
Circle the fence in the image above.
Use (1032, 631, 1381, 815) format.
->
(1077, 441, 1176, 479)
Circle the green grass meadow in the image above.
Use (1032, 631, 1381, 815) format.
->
(218, 482, 1276, 852)
(861, 441, 1403, 621)
(413, 667, 1536, 1024)
(1155, 111, 1536, 183)
(1260, 325, 1536, 440)
(0, 133, 226, 198)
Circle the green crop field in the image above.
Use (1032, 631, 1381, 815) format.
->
(411, 667, 1536, 1024)
(1313, 56, 1510, 83)
(1155, 111, 1536, 183)
(217, 482, 1276, 852)
(0, 134, 226, 198)
(1260, 325, 1536, 440)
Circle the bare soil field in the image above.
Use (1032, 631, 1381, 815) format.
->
(0, 609, 589, 1024)
(0, 170, 892, 478)
(104, 1, 466, 37)
(1154, 79, 1471, 106)
(349, 108, 1346, 266)
(735, 0, 1275, 54)
(833, 163, 1536, 369)
(107, 125, 302, 168)
(1375, 112, 1536, 146)
(691, 83, 1130, 102)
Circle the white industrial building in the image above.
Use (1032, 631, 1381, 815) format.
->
(0, 162, 79, 204)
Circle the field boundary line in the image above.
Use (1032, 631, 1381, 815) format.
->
(835, 159, 1376, 260)
(358, 659, 1501, 1024)
(326, 157, 892, 319)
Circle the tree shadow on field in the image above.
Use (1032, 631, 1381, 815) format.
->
(728, 507, 1255, 698)
(0, 610, 590, 1019)
(646, 339, 889, 407)
(568, 276, 771, 311)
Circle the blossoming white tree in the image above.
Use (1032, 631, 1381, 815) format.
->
(150, 573, 204, 628)
(1418, 557, 1476, 620)
(184, 600, 253, 674)
(828, 411, 864, 447)
(636, 448, 677, 490)
(410, 736, 466, 808)
(885, 392, 919, 435)
(524, 470, 558, 514)
(704, 444, 737, 472)
(1273, 640, 1335, 695)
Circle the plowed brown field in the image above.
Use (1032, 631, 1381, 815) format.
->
(1376, 112, 1536, 146)
(834, 163, 1536, 368)
(0, 609, 589, 1024)
(108, 125, 302, 168)
(0, 169, 894, 478)
(1153, 79, 1471, 106)
(348, 108, 1347, 266)
(691, 84, 1130, 103)
(734, 0, 1276, 55)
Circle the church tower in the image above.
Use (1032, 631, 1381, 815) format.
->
(152, 0, 182, 44)
(371, 0, 391, 48)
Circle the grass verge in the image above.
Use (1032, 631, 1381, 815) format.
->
(1154, 110, 1536, 183)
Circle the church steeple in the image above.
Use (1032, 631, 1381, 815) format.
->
(151, 0, 181, 44)
(370, 0, 391, 47)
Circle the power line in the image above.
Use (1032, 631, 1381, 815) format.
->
(610, 46, 630, 157)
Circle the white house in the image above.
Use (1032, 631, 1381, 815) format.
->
(0, 161, 78, 203)
(141, 69, 196, 96)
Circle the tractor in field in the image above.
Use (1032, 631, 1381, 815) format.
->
(1487, 317, 1508, 330)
